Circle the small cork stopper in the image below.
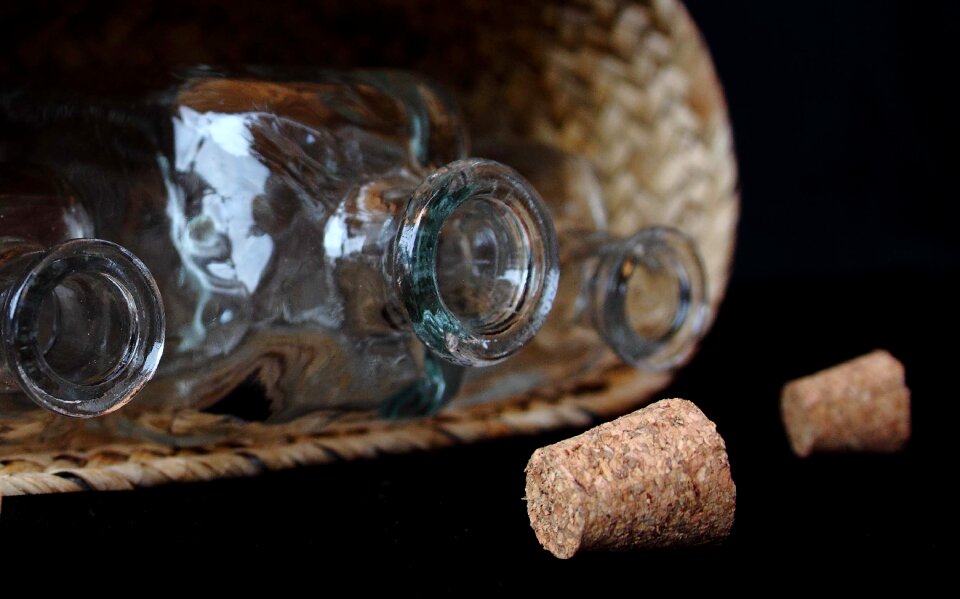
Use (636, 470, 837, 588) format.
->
(781, 350, 911, 457)
(524, 398, 736, 559)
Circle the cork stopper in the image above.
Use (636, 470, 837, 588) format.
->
(524, 398, 736, 559)
(781, 350, 911, 458)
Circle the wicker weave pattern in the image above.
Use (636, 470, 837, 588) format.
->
(0, 0, 737, 496)
(1, 370, 670, 495)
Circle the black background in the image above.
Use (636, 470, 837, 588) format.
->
(0, 0, 954, 585)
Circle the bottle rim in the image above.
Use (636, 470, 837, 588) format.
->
(1, 239, 165, 417)
(393, 158, 559, 367)
(593, 227, 709, 372)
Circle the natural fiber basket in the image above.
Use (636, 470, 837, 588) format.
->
(0, 0, 737, 497)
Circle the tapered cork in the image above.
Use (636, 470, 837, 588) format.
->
(781, 350, 911, 458)
(524, 398, 735, 559)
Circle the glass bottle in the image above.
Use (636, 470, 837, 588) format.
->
(0, 169, 165, 426)
(456, 142, 708, 406)
(0, 70, 558, 428)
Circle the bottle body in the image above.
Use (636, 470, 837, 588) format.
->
(0, 70, 558, 436)
(145, 70, 475, 421)
(457, 141, 707, 407)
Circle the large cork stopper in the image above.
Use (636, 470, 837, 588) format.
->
(781, 349, 911, 457)
(524, 398, 736, 559)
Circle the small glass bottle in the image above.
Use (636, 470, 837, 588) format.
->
(0, 71, 558, 426)
(456, 142, 708, 406)
(0, 170, 165, 423)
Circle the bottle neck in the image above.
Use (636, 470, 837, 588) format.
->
(380, 353, 465, 418)
(0, 238, 165, 417)
(391, 158, 559, 367)
(587, 227, 708, 371)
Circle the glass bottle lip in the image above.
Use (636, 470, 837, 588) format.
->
(594, 227, 709, 372)
(1, 239, 165, 417)
(393, 158, 560, 367)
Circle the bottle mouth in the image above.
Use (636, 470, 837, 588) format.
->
(2, 239, 165, 417)
(593, 227, 708, 371)
(393, 159, 559, 367)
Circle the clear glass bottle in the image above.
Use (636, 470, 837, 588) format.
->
(0, 169, 165, 427)
(456, 142, 708, 406)
(0, 70, 558, 428)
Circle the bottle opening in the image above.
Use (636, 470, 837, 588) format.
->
(622, 252, 684, 341)
(2, 239, 165, 417)
(435, 194, 533, 335)
(595, 227, 708, 371)
(394, 159, 559, 367)
(37, 271, 136, 385)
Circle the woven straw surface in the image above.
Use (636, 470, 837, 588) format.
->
(0, 0, 737, 496)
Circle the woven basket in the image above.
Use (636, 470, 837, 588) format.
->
(0, 0, 737, 498)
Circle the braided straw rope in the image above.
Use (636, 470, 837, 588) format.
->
(0, 0, 737, 497)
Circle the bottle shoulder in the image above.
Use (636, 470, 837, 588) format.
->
(171, 68, 468, 169)
(0, 167, 96, 245)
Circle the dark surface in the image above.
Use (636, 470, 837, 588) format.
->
(0, 274, 949, 580)
(689, 0, 959, 281)
(0, 0, 954, 584)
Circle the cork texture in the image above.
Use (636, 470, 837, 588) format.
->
(524, 398, 736, 558)
(780, 350, 911, 458)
